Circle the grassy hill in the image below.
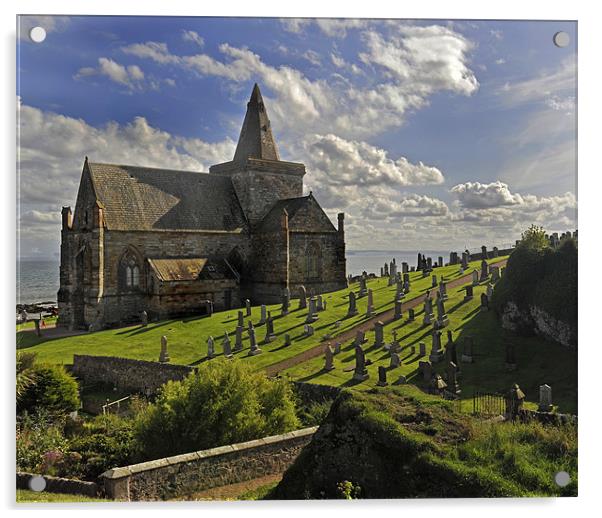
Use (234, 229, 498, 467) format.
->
(17, 254, 577, 413)
(270, 386, 577, 499)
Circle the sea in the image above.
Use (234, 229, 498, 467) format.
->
(16, 251, 451, 305)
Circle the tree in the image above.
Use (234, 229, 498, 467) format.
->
(18, 364, 80, 415)
(517, 224, 549, 251)
(16, 352, 37, 402)
(133, 360, 299, 460)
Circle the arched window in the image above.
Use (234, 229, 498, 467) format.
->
(119, 249, 142, 291)
(306, 243, 321, 280)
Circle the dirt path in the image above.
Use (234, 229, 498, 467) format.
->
(178, 473, 282, 501)
(18, 324, 88, 340)
(265, 259, 507, 377)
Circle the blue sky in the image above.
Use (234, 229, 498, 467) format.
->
(17, 16, 577, 258)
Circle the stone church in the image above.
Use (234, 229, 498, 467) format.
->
(57, 84, 347, 329)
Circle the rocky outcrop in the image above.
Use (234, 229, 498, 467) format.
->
(500, 301, 576, 349)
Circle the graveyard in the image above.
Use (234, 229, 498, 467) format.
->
(17, 252, 577, 414)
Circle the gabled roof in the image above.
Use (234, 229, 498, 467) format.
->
(147, 257, 237, 282)
(85, 162, 247, 232)
(232, 83, 280, 163)
(258, 194, 337, 233)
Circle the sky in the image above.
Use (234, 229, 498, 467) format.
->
(16, 15, 577, 259)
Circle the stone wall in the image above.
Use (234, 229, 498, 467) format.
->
(72, 355, 194, 394)
(100, 427, 318, 501)
(17, 472, 99, 498)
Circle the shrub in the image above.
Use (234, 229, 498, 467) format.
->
(17, 364, 80, 415)
(133, 360, 299, 460)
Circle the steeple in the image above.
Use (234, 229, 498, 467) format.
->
(233, 83, 280, 163)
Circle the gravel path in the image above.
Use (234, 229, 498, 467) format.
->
(265, 259, 507, 377)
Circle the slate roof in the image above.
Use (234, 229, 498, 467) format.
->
(147, 257, 237, 282)
(86, 162, 247, 232)
(258, 194, 337, 233)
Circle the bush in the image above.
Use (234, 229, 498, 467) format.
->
(17, 364, 80, 415)
(133, 360, 299, 460)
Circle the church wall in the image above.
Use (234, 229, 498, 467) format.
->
(248, 228, 289, 303)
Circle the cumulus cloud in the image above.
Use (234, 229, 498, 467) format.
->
(122, 41, 181, 65)
(450, 181, 523, 208)
(280, 18, 367, 37)
(74, 57, 146, 90)
(304, 134, 444, 188)
(18, 16, 70, 40)
(359, 193, 449, 219)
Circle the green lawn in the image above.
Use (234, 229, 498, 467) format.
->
(17, 257, 508, 370)
(16, 489, 106, 503)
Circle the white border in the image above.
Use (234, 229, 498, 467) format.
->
(2, 1, 600, 516)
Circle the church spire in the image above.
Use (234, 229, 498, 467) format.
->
(233, 83, 280, 163)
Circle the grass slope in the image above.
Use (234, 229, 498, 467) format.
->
(16, 489, 106, 503)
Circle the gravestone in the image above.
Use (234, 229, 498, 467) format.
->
(394, 300, 402, 320)
(264, 312, 276, 343)
(480, 293, 489, 311)
(359, 275, 368, 297)
(439, 281, 448, 301)
(423, 298, 434, 326)
(324, 345, 335, 371)
(389, 329, 401, 353)
(490, 266, 500, 282)
(298, 285, 307, 309)
(461, 252, 469, 270)
(444, 330, 458, 366)
(374, 321, 385, 348)
(427, 257, 433, 270)
(461, 336, 474, 363)
(317, 294, 324, 311)
(380, 267, 384, 277)
(245, 299, 252, 317)
(472, 270, 479, 286)
(281, 288, 290, 315)
(505, 383, 525, 420)
(248, 322, 262, 355)
(159, 336, 169, 363)
(538, 384, 553, 412)
(402, 262, 409, 273)
(259, 304, 267, 325)
(333, 342, 341, 354)
(429, 330, 443, 363)
(438, 256, 444, 268)
(284, 333, 291, 347)
(432, 275, 438, 288)
(419, 341, 426, 356)
(431, 374, 447, 395)
(479, 260, 489, 282)
(237, 311, 244, 328)
(222, 332, 233, 358)
(447, 362, 461, 394)
(384, 263, 389, 277)
(347, 291, 358, 316)
(464, 285, 474, 301)
(493, 246, 499, 258)
(306, 297, 319, 323)
(505, 343, 517, 371)
(481, 245, 488, 259)
(419, 360, 433, 382)
(436, 295, 449, 327)
(354, 330, 365, 346)
(366, 289, 374, 317)
(235, 326, 243, 351)
(353, 344, 369, 381)
(377, 366, 388, 386)
(408, 308, 415, 321)
(140, 311, 148, 327)
(207, 336, 215, 358)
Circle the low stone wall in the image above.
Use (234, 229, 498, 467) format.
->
(17, 472, 99, 498)
(100, 426, 317, 501)
(72, 355, 195, 394)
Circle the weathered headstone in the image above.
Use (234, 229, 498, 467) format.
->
(481, 245, 488, 259)
(245, 299, 251, 317)
(140, 310, 148, 327)
(234, 326, 243, 352)
(281, 288, 290, 315)
(374, 321, 385, 348)
(446, 362, 461, 394)
(492, 246, 499, 258)
(436, 295, 449, 327)
(306, 297, 319, 323)
(207, 336, 215, 358)
(432, 275, 438, 288)
(419, 360, 433, 382)
(354, 330, 365, 346)
(377, 366, 388, 387)
(298, 285, 307, 309)
(461, 336, 474, 363)
(237, 310, 244, 328)
(423, 297, 434, 326)
(259, 304, 267, 325)
(429, 330, 443, 363)
(479, 260, 489, 282)
(439, 281, 448, 301)
(316, 294, 324, 311)
(419, 341, 426, 356)
(402, 262, 409, 274)
(324, 345, 335, 371)
(347, 291, 358, 316)
(394, 299, 402, 320)
(222, 332, 232, 358)
(248, 322, 262, 355)
(159, 335, 169, 363)
(505, 383, 525, 420)
(264, 312, 276, 343)
(359, 275, 368, 297)
(461, 252, 469, 270)
(431, 374, 448, 395)
(472, 270, 479, 286)
(490, 265, 500, 282)
(390, 351, 401, 368)
(353, 344, 369, 381)
(538, 384, 553, 412)
(408, 308, 415, 321)
(333, 342, 341, 354)
(464, 284, 474, 301)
